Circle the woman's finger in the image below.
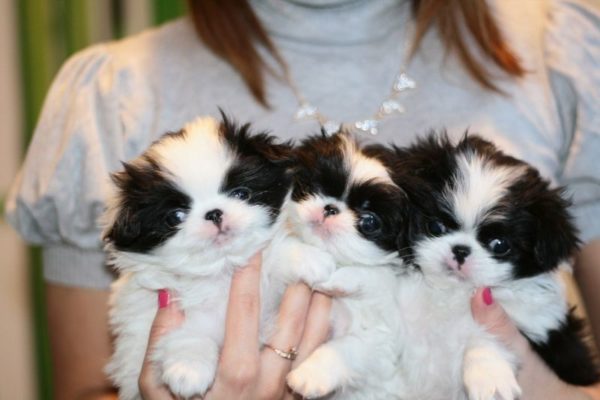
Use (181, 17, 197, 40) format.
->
(291, 291, 332, 368)
(282, 292, 332, 400)
(257, 283, 313, 399)
(139, 290, 184, 400)
(210, 253, 262, 399)
(470, 287, 527, 351)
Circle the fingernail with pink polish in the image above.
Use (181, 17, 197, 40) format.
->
(482, 287, 494, 306)
(158, 289, 170, 309)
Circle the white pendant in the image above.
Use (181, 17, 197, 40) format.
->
(380, 99, 405, 115)
(295, 103, 318, 120)
(323, 121, 341, 135)
(355, 119, 379, 135)
(393, 72, 416, 92)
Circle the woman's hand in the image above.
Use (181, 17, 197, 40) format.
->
(138, 253, 332, 400)
(471, 287, 600, 400)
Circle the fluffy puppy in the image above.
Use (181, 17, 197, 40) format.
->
(102, 115, 293, 400)
(388, 134, 598, 400)
(284, 131, 409, 400)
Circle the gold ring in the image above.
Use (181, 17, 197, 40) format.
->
(264, 344, 298, 361)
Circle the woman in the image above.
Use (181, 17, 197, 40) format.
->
(6, 0, 600, 399)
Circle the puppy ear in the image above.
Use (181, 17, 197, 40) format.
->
(529, 187, 580, 270)
(103, 165, 144, 248)
(104, 206, 143, 249)
(218, 112, 295, 166)
(257, 140, 295, 167)
(392, 132, 456, 191)
(456, 133, 498, 157)
(102, 157, 189, 252)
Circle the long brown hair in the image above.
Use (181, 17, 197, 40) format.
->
(187, 0, 525, 107)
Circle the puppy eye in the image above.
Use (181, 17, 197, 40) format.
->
(487, 238, 511, 256)
(358, 212, 382, 235)
(426, 220, 447, 236)
(165, 209, 188, 227)
(229, 187, 251, 201)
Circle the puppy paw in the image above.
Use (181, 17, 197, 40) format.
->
(315, 267, 364, 297)
(286, 346, 346, 398)
(293, 247, 336, 287)
(287, 363, 339, 398)
(463, 348, 521, 400)
(161, 358, 216, 398)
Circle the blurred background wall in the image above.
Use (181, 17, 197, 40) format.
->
(1, 1, 32, 399)
(0, 2, 186, 398)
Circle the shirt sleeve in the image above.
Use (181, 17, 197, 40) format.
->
(5, 43, 129, 250)
(546, 0, 600, 242)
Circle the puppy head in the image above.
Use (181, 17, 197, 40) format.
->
(290, 131, 408, 266)
(102, 114, 293, 273)
(401, 133, 579, 287)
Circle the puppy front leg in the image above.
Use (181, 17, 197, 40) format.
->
(463, 336, 521, 400)
(152, 327, 219, 399)
(106, 322, 153, 400)
(315, 266, 367, 297)
(271, 236, 336, 287)
(287, 335, 367, 398)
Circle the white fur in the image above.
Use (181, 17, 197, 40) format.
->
(285, 140, 405, 400)
(342, 136, 393, 187)
(393, 273, 534, 400)
(287, 194, 396, 267)
(450, 151, 525, 228)
(392, 151, 568, 400)
(105, 117, 295, 399)
(393, 272, 565, 399)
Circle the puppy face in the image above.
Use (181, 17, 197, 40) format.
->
(290, 132, 408, 266)
(397, 134, 579, 287)
(102, 115, 292, 272)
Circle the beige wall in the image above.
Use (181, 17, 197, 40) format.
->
(0, 1, 35, 399)
(0, 3, 157, 398)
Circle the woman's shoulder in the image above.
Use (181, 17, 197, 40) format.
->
(61, 17, 218, 86)
(545, 0, 600, 69)
(487, 0, 598, 69)
(543, 0, 600, 121)
(111, 17, 209, 64)
(486, 0, 548, 70)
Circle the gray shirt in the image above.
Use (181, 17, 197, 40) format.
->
(6, 0, 600, 288)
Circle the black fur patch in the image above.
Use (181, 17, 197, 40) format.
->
(105, 114, 293, 253)
(457, 135, 579, 277)
(527, 310, 599, 385)
(104, 155, 192, 253)
(504, 177, 580, 278)
(346, 179, 408, 252)
(391, 133, 458, 196)
(292, 131, 349, 202)
(391, 133, 580, 277)
(293, 132, 410, 255)
(389, 132, 596, 385)
(218, 114, 294, 221)
(370, 134, 459, 262)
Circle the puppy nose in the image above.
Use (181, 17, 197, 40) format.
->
(323, 204, 340, 218)
(452, 245, 471, 264)
(205, 209, 223, 225)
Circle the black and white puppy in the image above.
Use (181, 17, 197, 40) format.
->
(388, 134, 598, 400)
(284, 131, 409, 399)
(102, 115, 293, 399)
